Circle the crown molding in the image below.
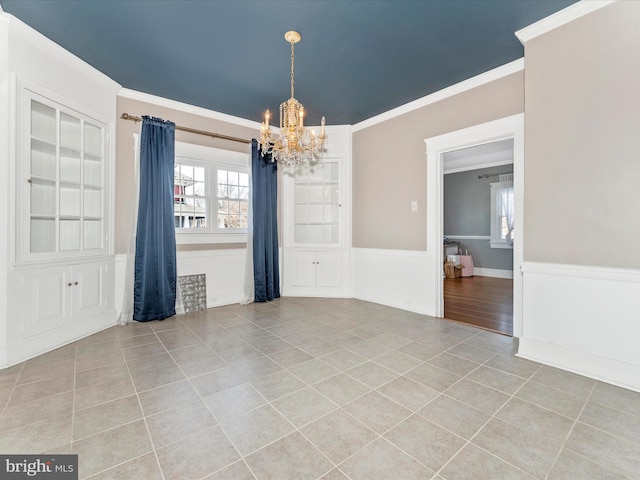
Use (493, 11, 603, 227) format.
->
(515, 0, 616, 44)
(352, 58, 523, 132)
(118, 88, 264, 130)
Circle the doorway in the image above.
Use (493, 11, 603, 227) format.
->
(442, 142, 514, 335)
(425, 114, 524, 338)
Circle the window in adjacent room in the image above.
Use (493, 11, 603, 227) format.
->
(490, 173, 514, 249)
(173, 142, 249, 244)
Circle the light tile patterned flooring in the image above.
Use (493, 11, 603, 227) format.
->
(1, 298, 639, 479)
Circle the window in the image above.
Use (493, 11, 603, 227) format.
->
(490, 180, 514, 249)
(216, 169, 249, 229)
(173, 142, 249, 244)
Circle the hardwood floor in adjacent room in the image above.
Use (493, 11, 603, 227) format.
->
(444, 276, 513, 336)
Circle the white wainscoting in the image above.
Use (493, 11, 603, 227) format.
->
(352, 248, 434, 315)
(519, 261, 640, 392)
(115, 248, 248, 315)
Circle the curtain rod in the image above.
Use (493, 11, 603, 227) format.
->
(120, 113, 252, 145)
(478, 171, 513, 179)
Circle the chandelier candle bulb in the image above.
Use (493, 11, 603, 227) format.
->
(321, 116, 325, 137)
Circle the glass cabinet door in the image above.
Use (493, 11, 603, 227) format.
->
(293, 162, 340, 245)
(26, 94, 105, 258)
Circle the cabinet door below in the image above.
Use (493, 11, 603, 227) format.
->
(289, 251, 316, 287)
(74, 262, 109, 321)
(22, 267, 72, 338)
(315, 251, 342, 287)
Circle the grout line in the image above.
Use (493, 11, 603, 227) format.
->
(543, 381, 596, 480)
(123, 325, 167, 480)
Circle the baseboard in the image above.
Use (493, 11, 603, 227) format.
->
(474, 267, 513, 279)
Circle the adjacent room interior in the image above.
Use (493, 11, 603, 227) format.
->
(443, 140, 515, 335)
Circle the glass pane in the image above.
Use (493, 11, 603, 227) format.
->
(309, 205, 323, 223)
(60, 147, 81, 183)
(218, 184, 228, 198)
(294, 185, 308, 203)
(294, 205, 308, 224)
(84, 123, 102, 157)
(239, 200, 248, 215)
(60, 185, 81, 216)
(60, 113, 81, 150)
(31, 139, 56, 179)
(217, 214, 229, 229)
(324, 204, 339, 223)
(308, 225, 323, 243)
(307, 168, 323, 183)
(84, 155, 102, 186)
(238, 186, 248, 200)
(239, 173, 249, 187)
(31, 218, 55, 253)
(84, 219, 102, 249)
(330, 185, 340, 203)
(60, 219, 80, 251)
(173, 203, 183, 227)
(329, 163, 339, 182)
(192, 180, 205, 196)
(324, 225, 339, 243)
(228, 171, 239, 186)
(239, 215, 248, 228)
(84, 188, 102, 218)
(228, 184, 239, 199)
(180, 165, 194, 184)
(31, 179, 56, 216)
(180, 203, 194, 228)
(31, 101, 56, 143)
(294, 225, 307, 243)
(308, 185, 323, 203)
(218, 200, 228, 214)
(218, 170, 227, 184)
(226, 215, 240, 229)
(193, 166, 205, 183)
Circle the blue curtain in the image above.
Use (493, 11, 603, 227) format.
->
(252, 139, 280, 302)
(134, 116, 177, 321)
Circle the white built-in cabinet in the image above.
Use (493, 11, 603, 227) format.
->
(0, 13, 120, 367)
(282, 126, 352, 297)
(21, 89, 108, 261)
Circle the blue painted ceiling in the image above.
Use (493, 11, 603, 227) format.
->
(1, 0, 576, 125)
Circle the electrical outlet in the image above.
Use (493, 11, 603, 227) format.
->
(411, 200, 418, 212)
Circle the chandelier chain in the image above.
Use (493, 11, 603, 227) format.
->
(290, 40, 295, 99)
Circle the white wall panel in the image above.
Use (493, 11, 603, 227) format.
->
(519, 261, 640, 392)
(352, 248, 434, 315)
(115, 249, 248, 315)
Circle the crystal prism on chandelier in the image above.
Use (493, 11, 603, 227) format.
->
(260, 31, 326, 166)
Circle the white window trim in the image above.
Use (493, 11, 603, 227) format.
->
(490, 182, 513, 250)
(174, 141, 250, 245)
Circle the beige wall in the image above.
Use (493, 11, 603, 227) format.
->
(523, 1, 640, 268)
(115, 95, 258, 253)
(352, 72, 524, 251)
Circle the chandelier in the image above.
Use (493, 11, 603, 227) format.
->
(260, 31, 326, 166)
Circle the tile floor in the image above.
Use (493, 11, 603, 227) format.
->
(0, 297, 639, 479)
